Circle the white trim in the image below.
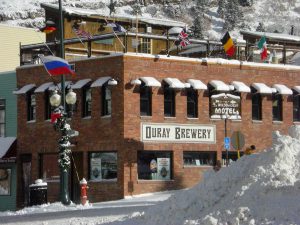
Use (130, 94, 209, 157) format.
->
(91, 76, 111, 87)
(209, 80, 230, 91)
(251, 83, 273, 94)
(187, 79, 207, 90)
(34, 82, 53, 93)
(273, 84, 293, 95)
(163, 78, 185, 89)
(140, 77, 161, 87)
(13, 84, 35, 94)
(72, 79, 92, 89)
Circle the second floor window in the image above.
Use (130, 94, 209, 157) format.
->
(293, 92, 300, 122)
(164, 85, 175, 117)
(139, 38, 151, 54)
(102, 84, 111, 116)
(44, 91, 51, 120)
(272, 94, 282, 121)
(0, 99, 5, 137)
(27, 92, 36, 121)
(187, 88, 198, 118)
(83, 87, 92, 117)
(140, 84, 152, 116)
(252, 91, 262, 121)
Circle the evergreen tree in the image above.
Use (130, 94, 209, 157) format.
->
(256, 22, 266, 32)
(224, 0, 240, 31)
(217, 0, 226, 19)
(194, 0, 208, 16)
(191, 16, 204, 39)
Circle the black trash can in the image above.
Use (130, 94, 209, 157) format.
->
(29, 179, 48, 206)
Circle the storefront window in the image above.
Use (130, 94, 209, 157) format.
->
(40, 154, 60, 181)
(0, 168, 11, 195)
(293, 91, 300, 122)
(138, 151, 172, 180)
(183, 152, 216, 166)
(222, 151, 244, 166)
(0, 99, 5, 137)
(89, 152, 117, 181)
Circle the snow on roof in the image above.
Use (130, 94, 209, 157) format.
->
(252, 82, 273, 94)
(293, 86, 300, 93)
(0, 137, 16, 159)
(231, 81, 251, 93)
(13, 84, 35, 94)
(34, 82, 53, 93)
(42, 3, 186, 27)
(241, 30, 300, 42)
(90, 76, 111, 87)
(140, 77, 161, 87)
(187, 79, 207, 90)
(273, 84, 293, 95)
(71, 79, 92, 89)
(163, 78, 185, 89)
(209, 80, 230, 91)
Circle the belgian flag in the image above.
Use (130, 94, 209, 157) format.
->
(221, 32, 235, 57)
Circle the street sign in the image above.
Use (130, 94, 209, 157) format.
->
(224, 137, 230, 150)
(231, 131, 245, 150)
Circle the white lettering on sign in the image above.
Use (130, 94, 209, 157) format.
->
(141, 123, 216, 143)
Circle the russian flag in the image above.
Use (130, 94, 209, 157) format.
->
(39, 55, 75, 76)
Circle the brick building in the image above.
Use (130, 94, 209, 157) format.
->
(15, 53, 300, 207)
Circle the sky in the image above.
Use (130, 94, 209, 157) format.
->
(1, 125, 300, 225)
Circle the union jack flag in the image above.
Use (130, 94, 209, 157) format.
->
(73, 27, 93, 39)
(177, 28, 190, 48)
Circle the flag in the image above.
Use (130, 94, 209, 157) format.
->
(39, 55, 75, 76)
(221, 32, 235, 57)
(51, 112, 62, 123)
(175, 28, 190, 48)
(106, 23, 127, 32)
(40, 26, 56, 34)
(73, 27, 93, 39)
(257, 36, 268, 61)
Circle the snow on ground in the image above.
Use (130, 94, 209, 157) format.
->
(2, 125, 300, 225)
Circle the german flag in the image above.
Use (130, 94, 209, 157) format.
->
(221, 32, 235, 57)
(40, 26, 57, 34)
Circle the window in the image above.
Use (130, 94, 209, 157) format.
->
(183, 152, 216, 166)
(0, 99, 5, 137)
(83, 87, 92, 117)
(44, 91, 51, 120)
(293, 91, 300, 122)
(102, 84, 111, 116)
(187, 88, 198, 118)
(39, 154, 59, 181)
(27, 91, 36, 121)
(272, 94, 282, 121)
(252, 89, 262, 120)
(222, 151, 244, 166)
(139, 38, 151, 54)
(140, 84, 152, 116)
(89, 152, 117, 181)
(0, 168, 11, 195)
(138, 151, 172, 180)
(164, 85, 175, 117)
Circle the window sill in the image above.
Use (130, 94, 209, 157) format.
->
(101, 115, 111, 119)
(252, 120, 262, 124)
(88, 179, 117, 183)
(183, 165, 213, 168)
(140, 115, 152, 119)
(273, 120, 283, 124)
(187, 117, 198, 120)
(82, 116, 91, 120)
(26, 120, 36, 124)
(164, 117, 176, 119)
(293, 121, 300, 124)
(137, 179, 174, 183)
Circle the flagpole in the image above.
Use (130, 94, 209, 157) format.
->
(104, 18, 126, 49)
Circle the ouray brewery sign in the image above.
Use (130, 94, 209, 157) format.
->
(141, 123, 216, 143)
(210, 93, 241, 116)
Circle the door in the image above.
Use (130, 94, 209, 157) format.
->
(70, 152, 83, 204)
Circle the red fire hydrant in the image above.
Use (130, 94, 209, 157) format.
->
(80, 178, 88, 205)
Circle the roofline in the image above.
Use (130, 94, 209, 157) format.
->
(240, 30, 300, 43)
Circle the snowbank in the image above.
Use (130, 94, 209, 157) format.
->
(126, 125, 300, 225)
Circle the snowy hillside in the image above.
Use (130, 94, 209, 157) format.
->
(1, 0, 300, 40)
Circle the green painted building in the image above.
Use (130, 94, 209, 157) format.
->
(0, 70, 17, 211)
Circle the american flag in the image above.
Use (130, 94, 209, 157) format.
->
(73, 28, 93, 39)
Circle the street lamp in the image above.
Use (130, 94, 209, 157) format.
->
(222, 114, 230, 167)
(50, 88, 77, 205)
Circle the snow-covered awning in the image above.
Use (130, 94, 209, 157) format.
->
(187, 79, 207, 90)
(34, 82, 54, 93)
(251, 83, 273, 94)
(49, 81, 72, 91)
(168, 27, 183, 35)
(13, 84, 35, 95)
(72, 79, 92, 89)
(293, 86, 300, 93)
(91, 76, 111, 87)
(272, 84, 293, 95)
(0, 137, 16, 159)
(231, 81, 251, 93)
(163, 78, 185, 89)
(140, 77, 161, 87)
(209, 80, 230, 91)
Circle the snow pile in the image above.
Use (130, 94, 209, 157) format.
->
(126, 125, 300, 225)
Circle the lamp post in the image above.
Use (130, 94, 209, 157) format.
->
(50, 89, 77, 205)
(222, 114, 230, 167)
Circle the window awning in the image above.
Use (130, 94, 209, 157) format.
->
(209, 80, 230, 91)
(251, 83, 273, 94)
(293, 86, 300, 93)
(231, 81, 251, 93)
(48, 81, 72, 91)
(0, 137, 16, 159)
(140, 77, 161, 87)
(273, 84, 293, 95)
(34, 82, 54, 93)
(13, 84, 36, 95)
(72, 79, 92, 89)
(91, 76, 111, 87)
(187, 79, 207, 90)
(164, 78, 185, 89)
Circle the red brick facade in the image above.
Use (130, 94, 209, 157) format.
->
(15, 54, 300, 207)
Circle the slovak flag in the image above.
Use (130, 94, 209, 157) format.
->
(39, 55, 75, 76)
